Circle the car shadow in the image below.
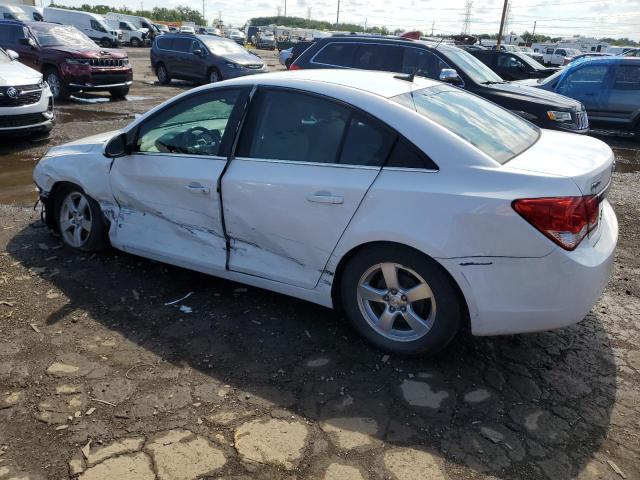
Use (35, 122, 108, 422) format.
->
(7, 220, 617, 479)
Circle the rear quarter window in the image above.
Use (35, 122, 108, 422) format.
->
(613, 64, 640, 90)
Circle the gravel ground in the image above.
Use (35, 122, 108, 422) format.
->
(0, 47, 639, 480)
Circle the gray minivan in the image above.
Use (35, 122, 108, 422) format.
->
(151, 33, 267, 84)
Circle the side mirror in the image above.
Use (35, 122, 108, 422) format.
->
(192, 48, 203, 56)
(104, 132, 129, 158)
(6, 49, 19, 61)
(439, 68, 463, 86)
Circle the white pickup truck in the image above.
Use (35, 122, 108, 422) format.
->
(542, 47, 581, 66)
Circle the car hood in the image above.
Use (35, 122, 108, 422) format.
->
(515, 78, 543, 87)
(0, 61, 41, 86)
(224, 52, 264, 66)
(44, 46, 128, 59)
(484, 81, 580, 109)
(45, 130, 120, 157)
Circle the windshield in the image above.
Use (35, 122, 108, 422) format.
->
(537, 68, 562, 85)
(442, 46, 504, 84)
(393, 85, 539, 164)
(201, 37, 248, 55)
(518, 46, 533, 53)
(29, 23, 97, 48)
(0, 49, 10, 63)
(514, 52, 545, 69)
(7, 8, 29, 21)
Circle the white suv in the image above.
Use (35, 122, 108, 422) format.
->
(0, 48, 54, 136)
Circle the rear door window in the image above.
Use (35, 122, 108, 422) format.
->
(313, 42, 357, 67)
(173, 37, 192, 52)
(613, 64, 640, 90)
(339, 114, 396, 167)
(353, 44, 403, 72)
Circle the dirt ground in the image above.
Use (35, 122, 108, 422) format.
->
(0, 47, 639, 480)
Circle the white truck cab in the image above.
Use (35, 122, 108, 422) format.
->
(106, 19, 145, 46)
(543, 47, 581, 66)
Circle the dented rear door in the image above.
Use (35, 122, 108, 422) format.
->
(222, 87, 394, 289)
(109, 87, 248, 271)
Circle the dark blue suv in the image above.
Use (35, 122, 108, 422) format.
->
(151, 33, 267, 85)
(521, 57, 640, 133)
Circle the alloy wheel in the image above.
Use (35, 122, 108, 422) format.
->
(157, 65, 167, 83)
(46, 73, 61, 99)
(209, 70, 219, 83)
(356, 262, 436, 342)
(59, 192, 92, 248)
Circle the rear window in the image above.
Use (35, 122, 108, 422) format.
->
(313, 42, 357, 67)
(393, 85, 539, 164)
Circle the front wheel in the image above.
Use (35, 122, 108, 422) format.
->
(207, 68, 220, 84)
(340, 245, 464, 356)
(55, 187, 108, 252)
(130, 37, 141, 47)
(156, 63, 171, 85)
(109, 87, 129, 99)
(45, 69, 70, 101)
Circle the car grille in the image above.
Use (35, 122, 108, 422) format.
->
(88, 58, 127, 67)
(244, 64, 263, 70)
(575, 110, 589, 130)
(0, 84, 42, 107)
(0, 112, 47, 128)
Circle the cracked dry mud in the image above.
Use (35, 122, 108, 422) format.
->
(1, 48, 639, 480)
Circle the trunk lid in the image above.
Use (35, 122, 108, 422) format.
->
(506, 129, 614, 197)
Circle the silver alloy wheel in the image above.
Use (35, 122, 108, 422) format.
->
(46, 72, 60, 98)
(157, 65, 167, 82)
(357, 262, 436, 342)
(209, 70, 219, 83)
(59, 192, 92, 248)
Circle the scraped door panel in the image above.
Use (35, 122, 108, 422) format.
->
(222, 159, 379, 288)
(110, 155, 227, 271)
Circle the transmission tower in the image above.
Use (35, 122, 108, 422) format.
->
(462, 0, 473, 35)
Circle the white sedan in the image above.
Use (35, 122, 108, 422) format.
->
(33, 70, 618, 355)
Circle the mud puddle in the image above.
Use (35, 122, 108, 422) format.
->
(55, 108, 135, 124)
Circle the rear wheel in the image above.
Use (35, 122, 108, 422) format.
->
(55, 187, 108, 252)
(340, 245, 464, 356)
(100, 37, 113, 48)
(130, 37, 141, 47)
(44, 68, 70, 101)
(156, 63, 171, 85)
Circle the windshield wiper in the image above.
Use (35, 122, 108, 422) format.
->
(481, 81, 505, 85)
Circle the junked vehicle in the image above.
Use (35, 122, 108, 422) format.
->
(469, 49, 558, 81)
(292, 36, 590, 133)
(520, 57, 640, 133)
(0, 46, 54, 135)
(106, 19, 145, 47)
(44, 7, 121, 48)
(0, 20, 132, 100)
(151, 33, 267, 85)
(33, 69, 618, 355)
(542, 47, 581, 66)
(255, 30, 275, 50)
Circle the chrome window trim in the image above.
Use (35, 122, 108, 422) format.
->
(383, 166, 439, 173)
(309, 41, 453, 76)
(232, 156, 381, 170)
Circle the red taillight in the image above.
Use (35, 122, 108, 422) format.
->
(513, 195, 600, 251)
(289, 63, 301, 70)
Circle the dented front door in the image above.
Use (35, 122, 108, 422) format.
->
(109, 88, 246, 271)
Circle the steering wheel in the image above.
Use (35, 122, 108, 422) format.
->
(181, 126, 222, 154)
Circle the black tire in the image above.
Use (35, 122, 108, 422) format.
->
(130, 37, 141, 47)
(340, 245, 464, 356)
(156, 63, 171, 85)
(54, 185, 109, 252)
(100, 37, 112, 48)
(109, 87, 129, 99)
(44, 68, 70, 101)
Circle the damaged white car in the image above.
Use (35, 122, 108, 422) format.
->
(33, 70, 618, 355)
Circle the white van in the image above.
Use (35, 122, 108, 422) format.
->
(106, 19, 145, 47)
(43, 7, 121, 47)
(106, 12, 159, 41)
(0, 4, 30, 21)
(16, 5, 43, 21)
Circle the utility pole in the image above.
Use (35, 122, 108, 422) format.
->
(336, 0, 340, 29)
(364, 18, 367, 32)
(531, 20, 537, 44)
(284, 0, 287, 18)
(202, 0, 205, 23)
(496, 0, 508, 50)
(431, 21, 434, 36)
(462, 0, 473, 35)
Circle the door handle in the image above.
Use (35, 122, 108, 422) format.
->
(306, 192, 344, 204)
(185, 182, 210, 194)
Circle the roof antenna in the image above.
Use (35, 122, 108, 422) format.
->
(394, 68, 417, 82)
(434, 36, 445, 50)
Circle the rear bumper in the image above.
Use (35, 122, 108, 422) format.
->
(441, 200, 618, 336)
(0, 85, 55, 132)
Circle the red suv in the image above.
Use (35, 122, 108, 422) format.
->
(0, 21, 133, 100)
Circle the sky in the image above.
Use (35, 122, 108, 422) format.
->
(52, 0, 640, 41)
